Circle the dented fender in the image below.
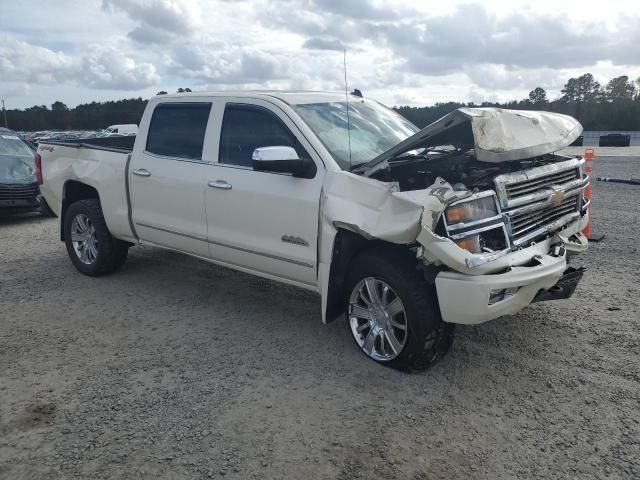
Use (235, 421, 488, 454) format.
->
(319, 169, 589, 322)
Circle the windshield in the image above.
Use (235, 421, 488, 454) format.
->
(0, 134, 34, 158)
(294, 100, 419, 170)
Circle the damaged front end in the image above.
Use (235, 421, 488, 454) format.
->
(339, 107, 590, 325)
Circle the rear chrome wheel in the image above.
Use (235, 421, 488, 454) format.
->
(70, 213, 98, 265)
(348, 277, 408, 362)
(64, 199, 129, 276)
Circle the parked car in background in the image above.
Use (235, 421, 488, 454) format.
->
(0, 128, 46, 215)
(599, 133, 631, 147)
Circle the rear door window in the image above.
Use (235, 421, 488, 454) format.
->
(146, 103, 212, 160)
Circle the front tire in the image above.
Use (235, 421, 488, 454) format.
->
(345, 248, 455, 372)
(64, 199, 129, 276)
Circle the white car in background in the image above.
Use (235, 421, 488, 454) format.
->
(102, 124, 138, 136)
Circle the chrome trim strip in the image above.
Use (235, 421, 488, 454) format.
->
(143, 150, 211, 165)
(446, 214, 504, 232)
(449, 223, 507, 240)
(465, 247, 512, 269)
(136, 222, 207, 241)
(136, 222, 314, 269)
(208, 238, 315, 269)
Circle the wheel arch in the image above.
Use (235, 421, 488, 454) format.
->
(324, 228, 418, 323)
(60, 180, 100, 241)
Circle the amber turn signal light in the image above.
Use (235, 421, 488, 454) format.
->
(445, 204, 472, 223)
(455, 235, 481, 253)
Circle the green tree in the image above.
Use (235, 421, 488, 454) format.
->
(605, 75, 636, 101)
(560, 77, 580, 102)
(51, 101, 68, 112)
(528, 87, 548, 105)
(561, 73, 601, 103)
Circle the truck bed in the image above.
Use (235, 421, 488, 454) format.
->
(42, 135, 136, 152)
(38, 138, 136, 243)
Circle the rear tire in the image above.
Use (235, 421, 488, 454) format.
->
(64, 199, 129, 276)
(345, 247, 455, 372)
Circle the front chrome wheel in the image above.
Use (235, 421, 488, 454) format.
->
(348, 277, 408, 361)
(70, 213, 98, 265)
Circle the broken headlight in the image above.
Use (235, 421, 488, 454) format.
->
(443, 192, 509, 254)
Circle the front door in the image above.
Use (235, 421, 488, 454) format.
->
(204, 101, 324, 287)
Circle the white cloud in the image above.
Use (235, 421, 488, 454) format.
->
(0, 35, 159, 93)
(81, 48, 160, 89)
(102, 0, 202, 43)
(0, 36, 75, 84)
(1, 0, 640, 108)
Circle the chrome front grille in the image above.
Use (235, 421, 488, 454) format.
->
(494, 158, 588, 248)
(508, 195, 580, 246)
(505, 168, 580, 200)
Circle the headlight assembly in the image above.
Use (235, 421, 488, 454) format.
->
(443, 192, 510, 254)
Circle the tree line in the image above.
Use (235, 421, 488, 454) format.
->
(3, 75, 640, 131)
(397, 74, 640, 130)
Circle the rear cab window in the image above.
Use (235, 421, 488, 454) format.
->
(146, 103, 212, 160)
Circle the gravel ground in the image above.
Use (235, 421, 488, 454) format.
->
(1, 157, 639, 480)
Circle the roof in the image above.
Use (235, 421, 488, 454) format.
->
(154, 90, 355, 105)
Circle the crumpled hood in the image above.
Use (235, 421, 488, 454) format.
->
(0, 154, 36, 184)
(356, 107, 583, 176)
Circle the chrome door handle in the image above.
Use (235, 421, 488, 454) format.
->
(208, 180, 232, 190)
(133, 168, 151, 177)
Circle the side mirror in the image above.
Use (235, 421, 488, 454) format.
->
(252, 146, 316, 179)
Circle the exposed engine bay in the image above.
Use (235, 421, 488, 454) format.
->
(369, 147, 568, 193)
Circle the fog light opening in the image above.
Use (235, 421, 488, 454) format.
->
(488, 287, 519, 305)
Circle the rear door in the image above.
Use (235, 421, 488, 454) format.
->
(204, 100, 324, 287)
(129, 101, 214, 257)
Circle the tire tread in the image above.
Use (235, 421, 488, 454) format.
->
(64, 199, 128, 276)
(345, 246, 454, 372)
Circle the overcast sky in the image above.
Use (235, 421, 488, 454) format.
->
(1, 0, 639, 109)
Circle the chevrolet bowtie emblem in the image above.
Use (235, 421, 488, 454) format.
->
(550, 189, 565, 205)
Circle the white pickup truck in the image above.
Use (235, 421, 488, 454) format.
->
(37, 91, 589, 371)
